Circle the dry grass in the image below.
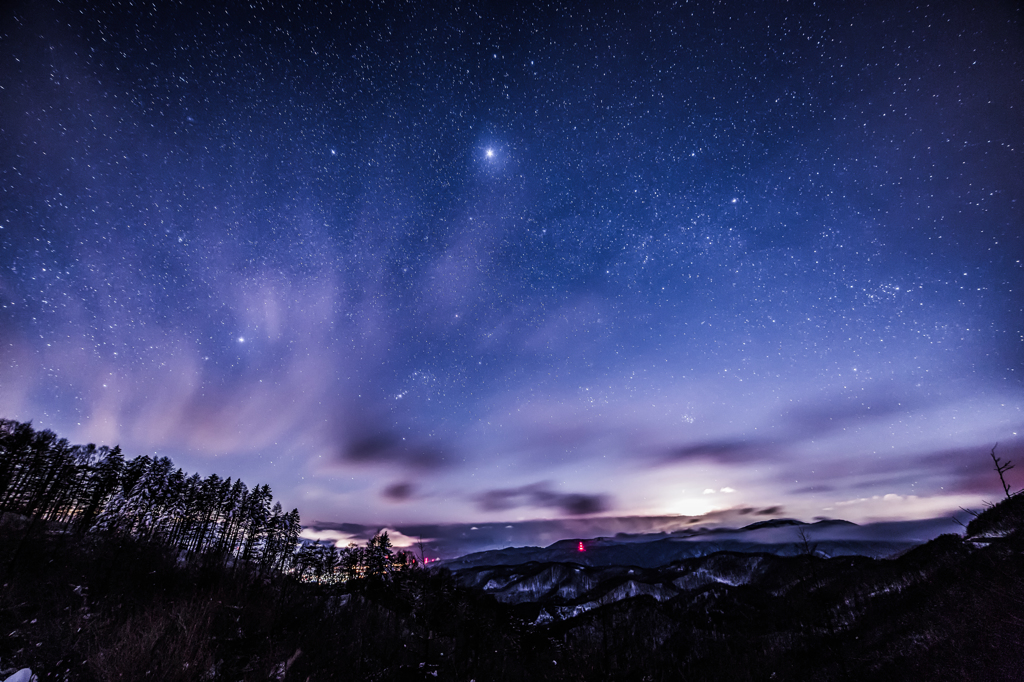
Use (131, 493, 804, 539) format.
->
(88, 599, 215, 682)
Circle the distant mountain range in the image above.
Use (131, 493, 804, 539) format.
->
(441, 517, 948, 571)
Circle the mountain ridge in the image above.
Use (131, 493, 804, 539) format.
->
(441, 516, 936, 570)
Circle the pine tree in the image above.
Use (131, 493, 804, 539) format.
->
(0, 420, 41, 513)
(365, 532, 394, 580)
(241, 484, 272, 566)
(76, 445, 123, 533)
(277, 508, 302, 572)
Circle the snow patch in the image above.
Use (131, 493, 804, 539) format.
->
(3, 670, 38, 682)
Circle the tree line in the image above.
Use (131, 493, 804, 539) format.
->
(0, 418, 303, 575)
(295, 531, 413, 584)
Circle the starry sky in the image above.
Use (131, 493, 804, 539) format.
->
(2, 0, 1023, 550)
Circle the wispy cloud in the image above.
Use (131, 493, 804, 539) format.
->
(476, 482, 611, 516)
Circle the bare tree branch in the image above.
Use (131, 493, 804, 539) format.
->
(990, 444, 1014, 499)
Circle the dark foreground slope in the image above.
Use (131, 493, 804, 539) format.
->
(3, 496, 1024, 681)
(456, 530, 1024, 680)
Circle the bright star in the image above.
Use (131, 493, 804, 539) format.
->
(485, 148, 494, 158)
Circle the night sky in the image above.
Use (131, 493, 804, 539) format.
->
(2, 0, 1022, 551)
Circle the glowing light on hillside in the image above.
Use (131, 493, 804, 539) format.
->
(578, 541, 585, 552)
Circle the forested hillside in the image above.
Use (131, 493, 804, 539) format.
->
(0, 419, 302, 573)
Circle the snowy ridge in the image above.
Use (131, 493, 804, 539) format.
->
(454, 552, 789, 621)
(671, 554, 768, 590)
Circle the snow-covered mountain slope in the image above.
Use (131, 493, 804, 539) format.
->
(453, 551, 799, 620)
(445, 517, 951, 621)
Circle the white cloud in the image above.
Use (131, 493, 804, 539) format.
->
(299, 528, 360, 547)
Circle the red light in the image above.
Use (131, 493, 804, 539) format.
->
(577, 541, 585, 552)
